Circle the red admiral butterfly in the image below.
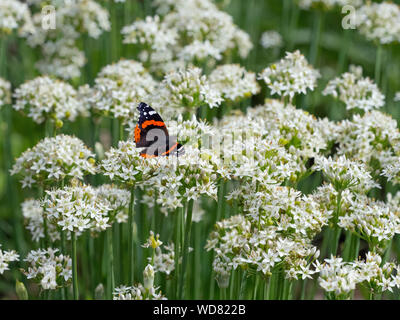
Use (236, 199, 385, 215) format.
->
(135, 102, 184, 158)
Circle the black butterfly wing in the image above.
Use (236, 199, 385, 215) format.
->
(134, 102, 169, 148)
(135, 102, 184, 157)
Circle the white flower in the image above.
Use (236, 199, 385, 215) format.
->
(0, 77, 11, 107)
(258, 50, 320, 101)
(323, 65, 385, 113)
(148, 67, 223, 115)
(0, 0, 33, 36)
(13, 76, 87, 124)
(336, 110, 400, 177)
(88, 60, 157, 122)
(338, 195, 399, 252)
(0, 244, 19, 274)
(22, 248, 71, 290)
(43, 184, 113, 235)
(260, 30, 283, 49)
(122, 15, 177, 51)
(313, 155, 379, 193)
(11, 135, 96, 188)
(356, 2, 400, 45)
(113, 283, 167, 300)
(22, 199, 60, 242)
(95, 184, 131, 224)
(209, 64, 260, 102)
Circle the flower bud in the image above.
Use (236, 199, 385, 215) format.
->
(94, 283, 105, 300)
(143, 264, 155, 290)
(15, 280, 28, 300)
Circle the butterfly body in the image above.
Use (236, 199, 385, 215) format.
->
(135, 102, 184, 158)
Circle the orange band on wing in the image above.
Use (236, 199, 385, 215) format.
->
(162, 142, 178, 156)
(140, 142, 179, 159)
(142, 120, 166, 129)
(134, 124, 141, 143)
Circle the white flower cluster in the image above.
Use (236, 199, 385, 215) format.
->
(35, 38, 86, 80)
(209, 64, 260, 102)
(122, 0, 252, 72)
(22, 199, 59, 243)
(356, 2, 400, 45)
(23, 248, 72, 290)
(313, 155, 379, 193)
(88, 60, 157, 122)
(260, 30, 283, 49)
(150, 243, 176, 276)
(0, 244, 19, 274)
(258, 50, 320, 101)
(13, 76, 87, 124)
(323, 66, 385, 113)
(11, 135, 96, 188)
(43, 184, 113, 234)
(148, 67, 223, 116)
(95, 184, 131, 224)
(0, 0, 33, 36)
(122, 15, 177, 53)
(338, 195, 400, 252)
(113, 284, 166, 300)
(0, 77, 11, 107)
(99, 140, 160, 187)
(26, 0, 110, 79)
(318, 253, 400, 299)
(394, 92, 400, 102)
(207, 184, 327, 282)
(336, 110, 400, 176)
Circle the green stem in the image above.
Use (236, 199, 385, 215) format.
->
(174, 207, 182, 299)
(309, 11, 324, 66)
(375, 44, 383, 86)
(239, 270, 247, 300)
(71, 232, 79, 300)
(128, 187, 135, 284)
(106, 228, 115, 299)
(179, 199, 194, 299)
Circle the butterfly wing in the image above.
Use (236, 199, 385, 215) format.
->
(135, 102, 169, 148)
(135, 102, 184, 158)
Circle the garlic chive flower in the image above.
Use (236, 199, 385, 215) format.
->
(95, 184, 131, 224)
(313, 155, 379, 193)
(338, 195, 400, 253)
(156, 67, 223, 114)
(13, 76, 86, 125)
(336, 110, 400, 177)
(0, 0, 33, 36)
(113, 283, 167, 300)
(260, 30, 283, 49)
(323, 65, 385, 113)
(207, 184, 326, 281)
(0, 244, 19, 274)
(22, 199, 60, 243)
(99, 140, 160, 187)
(209, 64, 260, 102)
(43, 184, 113, 235)
(258, 50, 320, 102)
(23, 248, 72, 290)
(0, 77, 11, 107)
(89, 60, 157, 122)
(11, 135, 96, 188)
(356, 2, 400, 45)
(26, 0, 110, 79)
(318, 252, 400, 299)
